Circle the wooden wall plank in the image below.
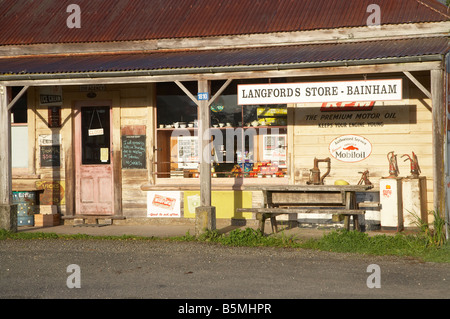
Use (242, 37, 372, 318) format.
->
(291, 80, 436, 211)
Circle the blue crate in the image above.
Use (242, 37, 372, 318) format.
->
(13, 191, 37, 216)
(18, 216, 34, 226)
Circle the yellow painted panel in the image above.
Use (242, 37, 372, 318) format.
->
(184, 191, 253, 219)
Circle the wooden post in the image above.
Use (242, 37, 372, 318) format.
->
(0, 85, 11, 205)
(431, 68, 446, 215)
(195, 80, 216, 234)
(0, 84, 17, 232)
(198, 80, 212, 207)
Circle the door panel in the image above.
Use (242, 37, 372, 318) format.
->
(80, 178, 94, 203)
(75, 104, 114, 216)
(98, 176, 113, 203)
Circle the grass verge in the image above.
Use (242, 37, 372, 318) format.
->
(1, 227, 449, 263)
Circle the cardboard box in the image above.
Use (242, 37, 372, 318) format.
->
(34, 214, 60, 227)
(39, 205, 58, 215)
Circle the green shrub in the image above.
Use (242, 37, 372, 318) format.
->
(408, 210, 448, 247)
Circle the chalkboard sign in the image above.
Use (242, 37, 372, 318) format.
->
(122, 135, 146, 169)
(48, 106, 61, 128)
(40, 145, 60, 167)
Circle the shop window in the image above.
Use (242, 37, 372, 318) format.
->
(156, 82, 198, 178)
(156, 81, 288, 179)
(81, 107, 111, 165)
(11, 87, 29, 169)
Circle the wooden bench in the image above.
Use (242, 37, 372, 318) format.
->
(237, 185, 373, 234)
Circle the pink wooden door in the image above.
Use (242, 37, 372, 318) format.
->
(75, 103, 114, 215)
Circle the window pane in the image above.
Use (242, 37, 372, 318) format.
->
(210, 95, 241, 128)
(155, 80, 289, 179)
(81, 107, 111, 165)
(11, 87, 28, 124)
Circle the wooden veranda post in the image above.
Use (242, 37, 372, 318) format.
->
(195, 80, 216, 235)
(0, 84, 17, 232)
(431, 68, 446, 215)
(198, 80, 212, 208)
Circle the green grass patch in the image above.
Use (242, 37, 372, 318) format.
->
(195, 227, 299, 247)
(1, 227, 449, 263)
(301, 229, 450, 263)
(301, 230, 425, 256)
(170, 228, 450, 262)
(0, 229, 159, 241)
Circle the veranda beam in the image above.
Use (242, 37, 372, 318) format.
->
(403, 71, 432, 100)
(7, 86, 29, 111)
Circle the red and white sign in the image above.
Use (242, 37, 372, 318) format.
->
(320, 101, 375, 112)
(329, 135, 372, 163)
(147, 191, 181, 218)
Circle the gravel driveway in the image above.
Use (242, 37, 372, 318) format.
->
(1, 239, 448, 300)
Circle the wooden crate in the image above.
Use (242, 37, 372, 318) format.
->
(34, 214, 60, 227)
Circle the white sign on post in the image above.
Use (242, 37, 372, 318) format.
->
(237, 79, 402, 105)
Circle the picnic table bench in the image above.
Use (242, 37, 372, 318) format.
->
(237, 185, 374, 234)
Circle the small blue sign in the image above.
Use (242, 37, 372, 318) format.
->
(198, 92, 209, 101)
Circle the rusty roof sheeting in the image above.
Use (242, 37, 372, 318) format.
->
(0, 37, 447, 77)
(0, 0, 448, 45)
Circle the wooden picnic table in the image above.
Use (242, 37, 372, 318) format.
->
(239, 184, 374, 234)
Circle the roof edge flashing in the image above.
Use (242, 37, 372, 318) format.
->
(0, 55, 444, 84)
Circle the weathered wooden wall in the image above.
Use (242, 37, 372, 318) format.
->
(16, 84, 155, 217)
(290, 76, 434, 211)
(12, 72, 438, 219)
(115, 84, 155, 217)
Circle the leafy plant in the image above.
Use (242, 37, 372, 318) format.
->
(408, 209, 447, 247)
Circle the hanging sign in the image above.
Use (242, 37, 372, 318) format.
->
(88, 109, 105, 136)
(329, 135, 372, 163)
(88, 128, 104, 136)
(238, 79, 402, 105)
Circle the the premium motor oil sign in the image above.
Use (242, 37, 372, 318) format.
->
(329, 135, 372, 163)
(238, 79, 402, 105)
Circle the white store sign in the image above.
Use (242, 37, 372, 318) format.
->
(238, 79, 402, 105)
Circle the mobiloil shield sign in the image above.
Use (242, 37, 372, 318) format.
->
(329, 135, 372, 163)
(237, 79, 402, 105)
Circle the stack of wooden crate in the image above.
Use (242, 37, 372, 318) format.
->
(34, 205, 60, 227)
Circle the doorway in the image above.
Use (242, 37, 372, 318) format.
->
(75, 103, 114, 215)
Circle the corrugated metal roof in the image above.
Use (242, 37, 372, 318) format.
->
(0, 37, 447, 77)
(0, 0, 448, 45)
